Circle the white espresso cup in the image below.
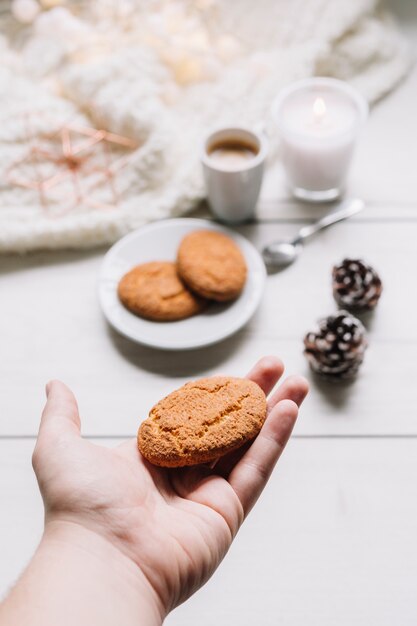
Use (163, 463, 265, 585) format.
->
(201, 127, 268, 224)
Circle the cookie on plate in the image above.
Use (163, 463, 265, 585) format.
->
(177, 230, 247, 302)
(118, 261, 206, 321)
(138, 376, 267, 467)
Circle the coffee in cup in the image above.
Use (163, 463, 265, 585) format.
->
(201, 127, 268, 224)
(207, 139, 259, 171)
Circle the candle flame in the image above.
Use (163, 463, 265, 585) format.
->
(313, 97, 326, 120)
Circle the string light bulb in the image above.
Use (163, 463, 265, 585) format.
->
(11, 0, 41, 23)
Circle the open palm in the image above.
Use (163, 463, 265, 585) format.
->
(33, 357, 308, 614)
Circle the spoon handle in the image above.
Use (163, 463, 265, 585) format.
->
(293, 198, 365, 245)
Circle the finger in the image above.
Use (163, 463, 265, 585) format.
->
(215, 375, 308, 478)
(245, 356, 284, 395)
(209, 357, 284, 475)
(171, 465, 244, 537)
(228, 399, 298, 517)
(39, 380, 81, 440)
(212, 440, 252, 479)
(267, 374, 309, 411)
(116, 439, 136, 452)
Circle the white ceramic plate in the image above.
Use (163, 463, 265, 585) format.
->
(98, 218, 266, 350)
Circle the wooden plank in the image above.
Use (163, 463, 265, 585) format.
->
(0, 440, 42, 596)
(0, 219, 416, 436)
(168, 438, 417, 626)
(195, 199, 417, 222)
(0, 438, 416, 626)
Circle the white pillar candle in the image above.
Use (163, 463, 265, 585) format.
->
(272, 78, 368, 202)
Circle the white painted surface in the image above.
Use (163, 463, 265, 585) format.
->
(0, 1, 416, 622)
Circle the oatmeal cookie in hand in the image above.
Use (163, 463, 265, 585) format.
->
(138, 376, 267, 467)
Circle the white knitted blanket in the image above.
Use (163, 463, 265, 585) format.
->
(0, 0, 411, 252)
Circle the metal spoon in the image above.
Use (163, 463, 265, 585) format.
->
(262, 197, 365, 269)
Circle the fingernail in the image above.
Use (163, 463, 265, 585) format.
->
(45, 382, 51, 397)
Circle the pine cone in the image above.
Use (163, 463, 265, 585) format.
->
(332, 258, 382, 311)
(304, 311, 368, 381)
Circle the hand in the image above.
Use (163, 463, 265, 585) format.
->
(32, 357, 308, 617)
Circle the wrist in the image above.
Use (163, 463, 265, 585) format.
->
(41, 520, 166, 626)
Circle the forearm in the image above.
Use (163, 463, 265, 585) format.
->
(0, 521, 165, 626)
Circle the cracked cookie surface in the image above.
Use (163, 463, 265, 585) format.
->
(118, 261, 206, 321)
(177, 231, 247, 302)
(138, 376, 267, 467)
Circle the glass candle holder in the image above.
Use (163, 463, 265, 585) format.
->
(272, 77, 368, 202)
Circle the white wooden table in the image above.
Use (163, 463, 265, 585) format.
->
(1, 4, 416, 624)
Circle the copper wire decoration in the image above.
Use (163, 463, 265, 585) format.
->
(6, 117, 138, 217)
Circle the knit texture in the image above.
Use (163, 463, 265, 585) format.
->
(0, 0, 411, 252)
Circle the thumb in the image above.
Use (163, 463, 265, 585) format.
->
(39, 380, 81, 440)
